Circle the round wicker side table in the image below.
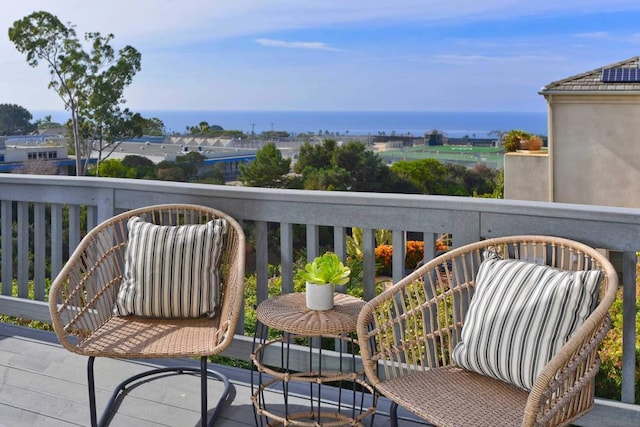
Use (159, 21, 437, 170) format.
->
(250, 292, 376, 426)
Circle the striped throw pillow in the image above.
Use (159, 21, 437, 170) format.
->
(452, 251, 603, 391)
(114, 216, 228, 318)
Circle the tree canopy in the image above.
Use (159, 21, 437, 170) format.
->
(0, 104, 36, 135)
(9, 10, 142, 175)
(294, 139, 394, 192)
(187, 121, 244, 139)
(240, 143, 291, 188)
(390, 158, 448, 194)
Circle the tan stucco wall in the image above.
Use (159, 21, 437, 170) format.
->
(504, 152, 550, 201)
(547, 94, 640, 208)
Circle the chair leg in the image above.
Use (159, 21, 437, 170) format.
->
(201, 356, 207, 427)
(87, 356, 98, 427)
(87, 357, 230, 427)
(390, 401, 399, 427)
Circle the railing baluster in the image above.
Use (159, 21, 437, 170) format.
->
(255, 221, 269, 304)
(362, 228, 376, 301)
(68, 205, 81, 253)
(333, 226, 347, 293)
(306, 224, 319, 262)
(17, 202, 29, 298)
(50, 204, 63, 280)
(280, 222, 294, 294)
(392, 229, 405, 283)
(1, 201, 12, 296)
(34, 203, 46, 301)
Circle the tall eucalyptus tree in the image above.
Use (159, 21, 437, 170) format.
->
(9, 11, 141, 175)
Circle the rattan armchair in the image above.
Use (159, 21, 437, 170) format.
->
(49, 204, 245, 427)
(356, 235, 618, 427)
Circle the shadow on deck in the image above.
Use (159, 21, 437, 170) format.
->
(0, 322, 427, 426)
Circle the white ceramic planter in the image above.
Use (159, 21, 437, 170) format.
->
(305, 282, 334, 311)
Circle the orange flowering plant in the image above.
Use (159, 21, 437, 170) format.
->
(375, 239, 449, 275)
(374, 244, 393, 275)
(405, 240, 424, 269)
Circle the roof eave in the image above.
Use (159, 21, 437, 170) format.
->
(538, 89, 640, 96)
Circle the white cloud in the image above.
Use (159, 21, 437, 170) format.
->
(3, 1, 640, 47)
(255, 38, 345, 51)
(2, 0, 640, 111)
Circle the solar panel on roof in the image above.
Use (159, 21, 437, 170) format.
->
(601, 67, 640, 82)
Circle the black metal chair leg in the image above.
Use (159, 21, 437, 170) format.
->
(88, 356, 98, 427)
(390, 401, 399, 427)
(87, 357, 230, 427)
(201, 356, 207, 427)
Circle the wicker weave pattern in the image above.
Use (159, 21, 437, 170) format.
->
(49, 204, 246, 359)
(356, 235, 618, 427)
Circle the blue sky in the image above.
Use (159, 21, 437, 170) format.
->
(2, 1, 640, 113)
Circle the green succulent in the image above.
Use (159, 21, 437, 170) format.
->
(298, 252, 351, 285)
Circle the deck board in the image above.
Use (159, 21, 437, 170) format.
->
(0, 322, 426, 426)
(4, 322, 638, 427)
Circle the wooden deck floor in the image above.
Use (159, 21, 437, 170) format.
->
(0, 322, 426, 427)
(3, 322, 639, 427)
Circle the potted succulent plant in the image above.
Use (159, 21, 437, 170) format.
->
(298, 252, 351, 310)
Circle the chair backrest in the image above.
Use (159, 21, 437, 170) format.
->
(359, 235, 618, 373)
(49, 204, 246, 353)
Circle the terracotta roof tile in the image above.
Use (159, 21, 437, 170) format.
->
(541, 56, 640, 93)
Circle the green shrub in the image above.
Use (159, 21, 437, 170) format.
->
(595, 285, 640, 403)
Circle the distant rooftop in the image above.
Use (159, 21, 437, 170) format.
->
(540, 56, 640, 93)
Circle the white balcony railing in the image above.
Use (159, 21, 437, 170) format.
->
(0, 174, 638, 405)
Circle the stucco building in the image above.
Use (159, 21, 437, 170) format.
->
(505, 56, 640, 208)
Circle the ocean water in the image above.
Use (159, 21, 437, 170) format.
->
(33, 110, 547, 138)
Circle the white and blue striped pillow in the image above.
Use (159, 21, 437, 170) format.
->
(114, 216, 228, 318)
(452, 251, 603, 391)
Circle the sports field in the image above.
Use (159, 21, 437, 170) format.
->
(377, 145, 505, 169)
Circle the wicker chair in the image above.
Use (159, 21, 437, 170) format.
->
(356, 235, 618, 427)
(49, 204, 245, 427)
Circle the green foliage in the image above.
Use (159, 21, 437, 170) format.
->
(295, 139, 393, 192)
(502, 129, 532, 152)
(295, 139, 337, 173)
(595, 286, 640, 403)
(0, 103, 36, 135)
(391, 158, 447, 194)
(88, 158, 137, 178)
(125, 113, 165, 136)
(156, 151, 204, 182)
(240, 143, 291, 188)
(34, 115, 62, 130)
(0, 279, 53, 331)
(196, 163, 226, 185)
(189, 121, 222, 134)
(176, 151, 206, 163)
(188, 121, 244, 139)
(339, 142, 393, 192)
(443, 163, 499, 197)
(298, 252, 351, 285)
(121, 155, 157, 179)
(302, 166, 350, 191)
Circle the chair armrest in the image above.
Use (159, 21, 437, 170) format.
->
(49, 221, 126, 353)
